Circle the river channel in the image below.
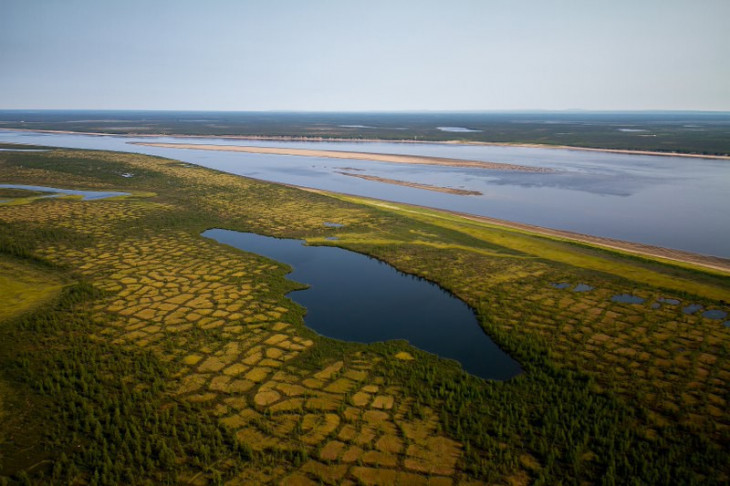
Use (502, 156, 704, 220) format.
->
(1, 129, 728, 258)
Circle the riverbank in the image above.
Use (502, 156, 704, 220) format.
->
(2, 127, 729, 160)
(301, 187, 730, 275)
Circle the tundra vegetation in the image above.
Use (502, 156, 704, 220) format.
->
(0, 146, 728, 485)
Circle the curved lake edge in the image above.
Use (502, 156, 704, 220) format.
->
(201, 228, 523, 381)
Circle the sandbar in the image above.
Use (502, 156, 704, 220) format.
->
(335, 171, 482, 196)
(130, 142, 551, 172)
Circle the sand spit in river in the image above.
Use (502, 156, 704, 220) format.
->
(336, 171, 482, 196)
(131, 142, 552, 173)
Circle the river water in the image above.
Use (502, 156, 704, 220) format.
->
(1, 129, 728, 258)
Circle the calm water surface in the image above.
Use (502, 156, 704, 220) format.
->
(203, 229, 521, 380)
(1, 129, 728, 257)
(0, 183, 129, 200)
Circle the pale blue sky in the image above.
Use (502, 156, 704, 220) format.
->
(1, 0, 728, 111)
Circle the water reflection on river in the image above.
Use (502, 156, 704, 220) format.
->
(1, 129, 728, 258)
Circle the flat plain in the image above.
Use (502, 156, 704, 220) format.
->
(0, 146, 728, 485)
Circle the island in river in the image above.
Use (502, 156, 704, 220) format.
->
(131, 142, 553, 172)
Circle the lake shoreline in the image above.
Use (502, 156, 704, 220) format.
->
(2, 127, 729, 160)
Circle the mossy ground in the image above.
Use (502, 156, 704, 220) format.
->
(0, 257, 64, 323)
(0, 147, 727, 484)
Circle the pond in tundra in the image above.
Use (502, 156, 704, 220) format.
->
(0, 184, 130, 200)
(203, 228, 522, 380)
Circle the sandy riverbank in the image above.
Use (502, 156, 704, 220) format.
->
(131, 142, 551, 172)
(335, 171, 482, 195)
(454, 211, 730, 274)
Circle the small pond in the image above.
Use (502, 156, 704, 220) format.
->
(658, 298, 681, 305)
(573, 284, 594, 292)
(203, 229, 521, 380)
(0, 184, 130, 201)
(702, 310, 728, 320)
(612, 294, 645, 304)
(683, 304, 703, 315)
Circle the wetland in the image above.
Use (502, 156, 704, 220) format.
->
(0, 145, 728, 485)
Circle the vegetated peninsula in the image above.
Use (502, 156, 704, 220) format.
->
(0, 145, 728, 485)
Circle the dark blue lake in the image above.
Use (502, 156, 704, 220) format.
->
(203, 228, 521, 380)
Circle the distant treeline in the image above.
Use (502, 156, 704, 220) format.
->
(1, 110, 729, 155)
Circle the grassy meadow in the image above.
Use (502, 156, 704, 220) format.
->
(0, 146, 728, 485)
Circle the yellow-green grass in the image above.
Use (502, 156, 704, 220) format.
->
(332, 193, 730, 301)
(0, 190, 156, 207)
(1, 147, 728, 485)
(0, 257, 65, 323)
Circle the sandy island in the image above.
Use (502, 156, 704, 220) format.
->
(335, 171, 482, 196)
(131, 142, 552, 172)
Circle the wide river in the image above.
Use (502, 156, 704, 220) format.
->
(1, 129, 728, 258)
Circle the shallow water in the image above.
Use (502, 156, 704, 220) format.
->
(702, 309, 728, 320)
(0, 184, 130, 201)
(202, 229, 521, 380)
(658, 297, 681, 305)
(2, 129, 729, 257)
(551, 282, 570, 289)
(683, 304, 703, 315)
(573, 284, 594, 292)
(612, 294, 645, 304)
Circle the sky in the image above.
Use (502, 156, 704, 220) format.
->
(1, 0, 729, 111)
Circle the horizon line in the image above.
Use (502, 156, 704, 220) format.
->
(2, 108, 730, 114)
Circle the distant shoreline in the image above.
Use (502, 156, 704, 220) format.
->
(2, 127, 729, 160)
